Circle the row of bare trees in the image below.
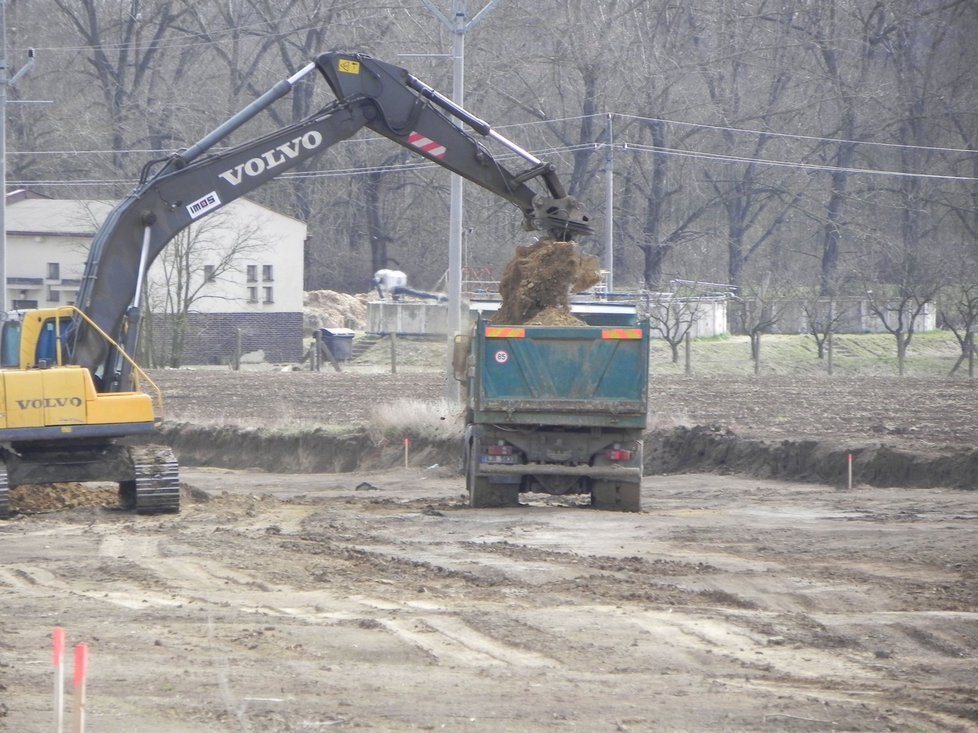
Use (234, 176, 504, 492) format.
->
(5, 1, 976, 352)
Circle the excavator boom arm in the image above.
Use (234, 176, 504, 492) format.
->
(72, 51, 592, 386)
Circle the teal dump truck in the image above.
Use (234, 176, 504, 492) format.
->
(456, 303, 649, 511)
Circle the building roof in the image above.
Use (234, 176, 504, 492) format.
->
(4, 190, 304, 238)
(6, 196, 115, 237)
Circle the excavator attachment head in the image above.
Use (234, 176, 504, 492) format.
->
(530, 195, 594, 240)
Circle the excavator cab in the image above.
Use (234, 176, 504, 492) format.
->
(9, 306, 72, 369)
(1, 306, 72, 369)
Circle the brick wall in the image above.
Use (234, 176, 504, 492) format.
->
(148, 311, 303, 365)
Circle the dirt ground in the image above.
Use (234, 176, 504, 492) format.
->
(2, 469, 976, 732)
(2, 370, 977, 732)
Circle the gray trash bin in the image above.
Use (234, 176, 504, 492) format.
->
(320, 327, 355, 361)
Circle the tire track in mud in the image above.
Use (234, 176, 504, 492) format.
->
(7, 519, 564, 673)
(377, 616, 556, 668)
(301, 499, 978, 729)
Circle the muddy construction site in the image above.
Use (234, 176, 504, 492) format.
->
(2, 368, 977, 732)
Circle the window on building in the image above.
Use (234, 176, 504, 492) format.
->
(203, 265, 216, 282)
(247, 286, 258, 303)
(47, 287, 60, 303)
(262, 264, 274, 281)
(263, 286, 274, 304)
(246, 264, 257, 282)
(47, 262, 60, 280)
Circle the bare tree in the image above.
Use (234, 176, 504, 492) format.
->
(799, 293, 850, 362)
(860, 256, 943, 377)
(939, 283, 978, 378)
(683, 3, 809, 293)
(17, 0, 973, 305)
(631, 118, 714, 291)
(788, 0, 886, 296)
(643, 287, 706, 364)
(141, 209, 271, 367)
(51, 0, 194, 172)
(732, 276, 787, 375)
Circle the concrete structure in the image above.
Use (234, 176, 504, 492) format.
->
(773, 296, 937, 335)
(367, 300, 450, 336)
(4, 190, 305, 364)
(638, 295, 728, 339)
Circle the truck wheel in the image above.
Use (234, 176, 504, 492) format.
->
(467, 451, 518, 508)
(591, 480, 641, 512)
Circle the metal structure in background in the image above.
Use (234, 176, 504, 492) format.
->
(0, 0, 33, 311)
(420, 0, 501, 402)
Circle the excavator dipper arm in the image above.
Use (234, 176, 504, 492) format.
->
(71, 51, 592, 389)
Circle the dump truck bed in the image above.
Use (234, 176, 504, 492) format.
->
(470, 320, 649, 428)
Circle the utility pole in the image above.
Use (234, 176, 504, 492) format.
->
(604, 113, 614, 294)
(0, 0, 33, 310)
(420, 0, 501, 401)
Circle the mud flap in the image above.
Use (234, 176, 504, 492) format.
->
(591, 480, 641, 512)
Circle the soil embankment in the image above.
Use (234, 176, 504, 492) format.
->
(156, 422, 978, 491)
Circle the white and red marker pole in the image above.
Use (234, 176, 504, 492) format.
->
(848, 453, 853, 490)
(53, 628, 65, 733)
(71, 643, 88, 733)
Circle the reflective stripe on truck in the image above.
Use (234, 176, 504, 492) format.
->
(485, 327, 526, 338)
(601, 328, 642, 339)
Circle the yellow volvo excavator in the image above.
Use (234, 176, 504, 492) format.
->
(0, 51, 592, 518)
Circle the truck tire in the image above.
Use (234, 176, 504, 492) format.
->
(466, 449, 518, 508)
(591, 480, 641, 512)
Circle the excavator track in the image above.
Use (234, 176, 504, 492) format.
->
(123, 445, 181, 514)
(0, 465, 9, 519)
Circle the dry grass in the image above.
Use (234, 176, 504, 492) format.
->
(367, 398, 466, 443)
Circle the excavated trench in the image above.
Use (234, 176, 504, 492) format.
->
(157, 422, 978, 491)
(10, 423, 976, 514)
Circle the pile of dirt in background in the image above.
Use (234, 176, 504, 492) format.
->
(303, 290, 370, 332)
(490, 239, 601, 326)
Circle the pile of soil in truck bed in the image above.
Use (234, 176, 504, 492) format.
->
(489, 239, 600, 325)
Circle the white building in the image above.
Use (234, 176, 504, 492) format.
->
(4, 190, 306, 364)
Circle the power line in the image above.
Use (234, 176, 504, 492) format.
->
(12, 133, 976, 184)
(621, 142, 978, 182)
(23, 11, 364, 55)
(615, 112, 978, 156)
(12, 137, 978, 188)
(505, 112, 978, 157)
